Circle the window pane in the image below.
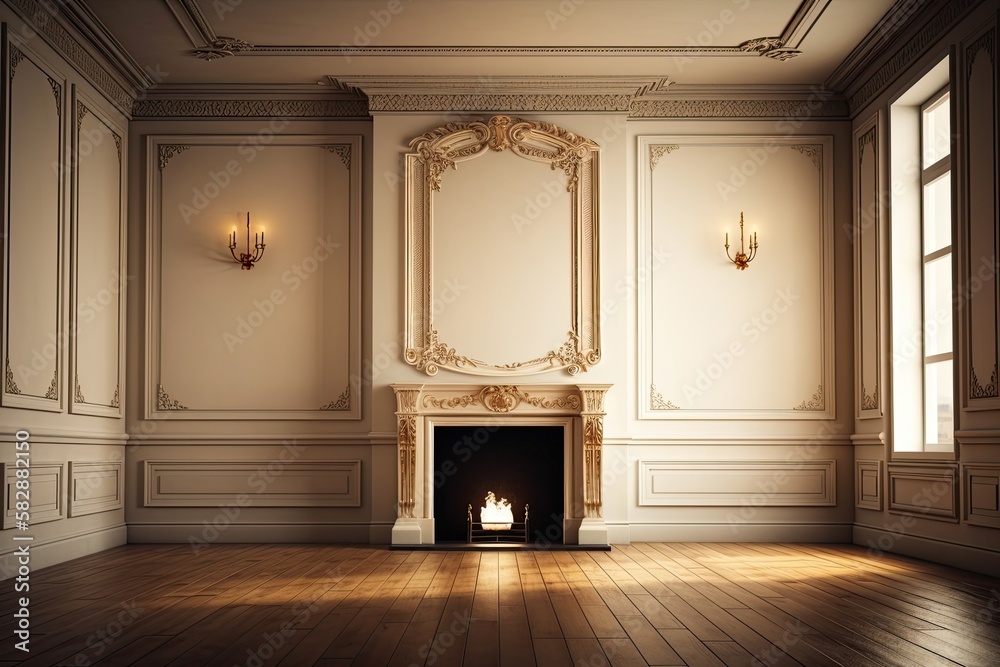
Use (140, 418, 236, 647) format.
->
(924, 359, 954, 447)
(923, 93, 950, 167)
(923, 254, 953, 356)
(922, 173, 951, 252)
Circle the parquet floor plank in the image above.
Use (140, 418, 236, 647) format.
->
(2, 543, 997, 667)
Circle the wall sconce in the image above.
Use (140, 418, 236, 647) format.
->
(229, 212, 265, 270)
(725, 212, 758, 270)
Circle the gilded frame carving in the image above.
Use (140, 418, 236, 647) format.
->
(404, 116, 601, 376)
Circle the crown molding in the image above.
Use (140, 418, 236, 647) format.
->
(327, 75, 673, 97)
(630, 97, 848, 118)
(140, 82, 366, 98)
(844, 0, 982, 115)
(626, 82, 848, 118)
(131, 98, 369, 119)
(5, 0, 137, 112)
(128, 79, 851, 118)
(328, 75, 673, 113)
(58, 0, 152, 91)
(826, 0, 926, 92)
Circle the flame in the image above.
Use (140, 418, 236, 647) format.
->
(480, 491, 513, 530)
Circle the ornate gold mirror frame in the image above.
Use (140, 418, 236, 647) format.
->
(404, 115, 601, 376)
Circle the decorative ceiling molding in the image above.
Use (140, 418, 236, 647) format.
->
(165, 0, 254, 60)
(629, 98, 848, 118)
(738, 36, 800, 61)
(846, 0, 979, 115)
(329, 75, 673, 113)
(5, 0, 135, 112)
(268, 45, 761, 58)
(164, 0, 834, 62)
(192, 37, 255, 61)
(827, 0, 943, 91)
(739, 37, 787, 54)
(132, 98, 369, 118)
(782, 0, 834, 48)
(173, 0, 216, 45)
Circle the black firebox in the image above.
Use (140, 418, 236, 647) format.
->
(433, 425, 564, 545)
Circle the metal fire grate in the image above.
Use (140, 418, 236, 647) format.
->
(467, 503, 529, 543)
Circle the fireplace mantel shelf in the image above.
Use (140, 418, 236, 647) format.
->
(390, 383, 612, 547)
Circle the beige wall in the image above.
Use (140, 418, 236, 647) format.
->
(0, 6, 128, 575)
(1, 0, 997, 577)
(123, 117, 377, 544)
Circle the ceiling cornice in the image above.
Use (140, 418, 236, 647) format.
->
(843, 0, 982, 115)
(5, 0, 137, 113)
(629, 98, 848, 119)
(324, 76, 848, 118)
(131, 98, 369, 119)
(328, 75, 674, 114)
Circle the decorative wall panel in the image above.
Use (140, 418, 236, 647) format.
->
(962, 24, 999, 408)
(3, 462, 63, 528)
(145, 135, 361, 419)
(403, 116, 600, 376)
(856, 459, 882, 511)
(638, 460, 836, 507)
(68, 461, 124, 517)
(638, 136, 835, 419)
(70, 91, 125, 417)
(887, 463, 958, 521)
(964, 464, 1000, 529)
(854, 114, 882, 419)
(2, 37, 64, 412)
(143, 460, 362, 507)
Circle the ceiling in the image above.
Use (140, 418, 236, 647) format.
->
(73, 0, 904, 93)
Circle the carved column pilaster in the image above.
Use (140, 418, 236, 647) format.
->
(579, 385, 610, 519)
(393, 386, 422, 519)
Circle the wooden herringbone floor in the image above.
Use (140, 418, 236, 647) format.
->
(1, 543, 999, 666)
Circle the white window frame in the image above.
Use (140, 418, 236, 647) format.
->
(888, 56, 958, 460)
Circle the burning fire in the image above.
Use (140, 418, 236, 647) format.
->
(480, 491, 513, 530)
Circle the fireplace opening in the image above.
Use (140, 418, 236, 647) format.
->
(433, 425, 564, 544)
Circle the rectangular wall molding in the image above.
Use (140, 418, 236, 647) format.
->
(4, 462, 64, 528)
(887, 463, 958, 521)
(856, 459, 883, 511)
(852, 113, 883, 420)
(69, 461, 124, 517)
(144, 460, 362, 508)
(963, 464, 1000, 529)
(638, 460, 836, 507)
(144, 135, 362, 420)
(637, 135, 836, 420)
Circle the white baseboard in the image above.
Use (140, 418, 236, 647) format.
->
(0, 524, 127, 579)
(853, 525, 1000, 576)
(127, 522, 373, 545)
(627, 523, 853, 543)
(607, 523, 631, 544)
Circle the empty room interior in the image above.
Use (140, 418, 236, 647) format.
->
(1, 0, 1000, 665)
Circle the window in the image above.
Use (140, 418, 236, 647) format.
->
(920, 88, 953, 452)
(889, 57, 956, 457)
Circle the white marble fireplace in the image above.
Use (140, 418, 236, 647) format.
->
(390, 383, 611, 545)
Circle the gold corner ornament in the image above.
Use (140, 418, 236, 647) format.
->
(320, 384, 351, 411)
(794, 384, 824, 411)
(158, 384, 188, 410)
